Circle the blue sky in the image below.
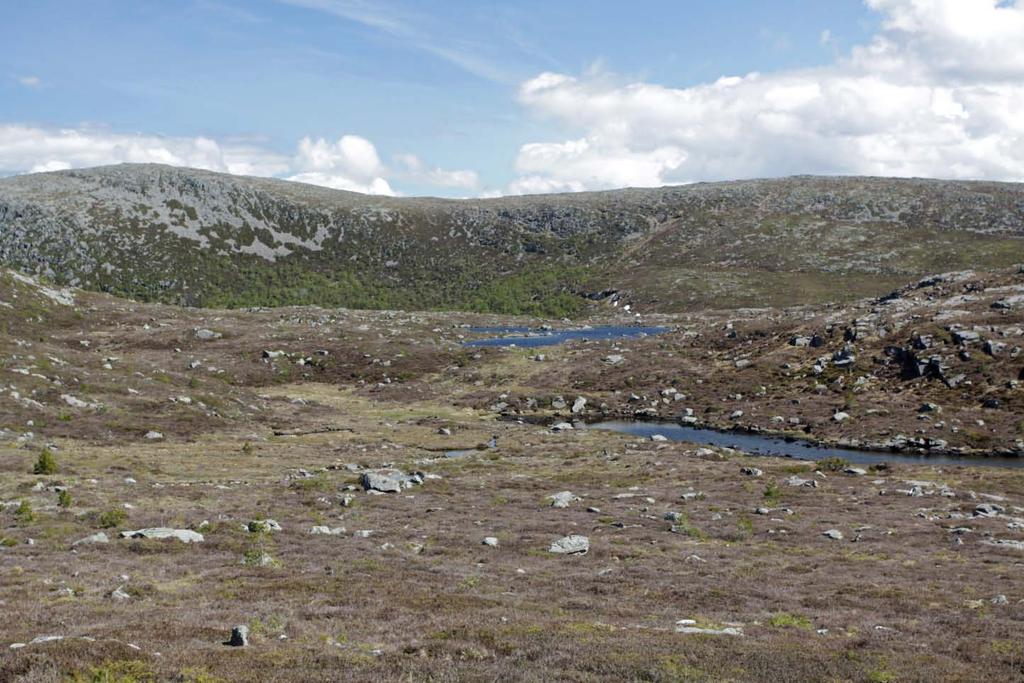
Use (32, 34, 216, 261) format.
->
(2, 1, 1023, 195)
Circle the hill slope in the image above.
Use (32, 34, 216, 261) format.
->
(1, 164, 1023, 313)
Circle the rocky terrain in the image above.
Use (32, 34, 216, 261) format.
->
(2, 266, 1024, 681)
(2, 165, 1023, 314)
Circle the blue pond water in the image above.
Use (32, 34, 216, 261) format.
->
(588, 421, 1024, 469)
(463, 325, 669, 348)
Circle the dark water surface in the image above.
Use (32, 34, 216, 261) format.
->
(463, 325, 669, 348)
(588, 421, 1024, 469)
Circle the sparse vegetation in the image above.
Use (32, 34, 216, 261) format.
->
(0, 238, 1022, 681)
(68, 660, 156, 683)
(33, 448, 58, 474)
(5, 167, 1024, 314)
(763, 482, 782, 503)
(13, 500, 33, 523)
(768, 612, 814, 629)
(97, 508, 128, 529)
(817, 456, 851, 472)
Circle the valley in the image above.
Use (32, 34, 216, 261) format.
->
(2, 262, 1023, 681)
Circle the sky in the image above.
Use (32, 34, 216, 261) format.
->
(1, 0, 1023, 197)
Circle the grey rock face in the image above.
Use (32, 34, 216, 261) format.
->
(548, 491, 581, 508)
(361, 472, 403, 493)
(72, 532, 110, 546)
(548, 535, 590, 555)
(3, 166, 1024, 314)
(952, 329, 981, 345)
(975, 503, 1005, 517)
(675, 620, 743, 636)
(119, 527, 204, 543)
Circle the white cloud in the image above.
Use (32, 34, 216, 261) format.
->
(0, 126, 477, 196)
(0, 124, 290, 177)
(286, 171, 395, 195)
(508, 0, 1024, 193)
(287, 134, 395, 194)
(395, 153, 479, 189)
(279, 0, 512, 82)
(16, 75, 42, 88)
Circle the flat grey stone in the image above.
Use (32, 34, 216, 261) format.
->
(119, 527, 204, 543)
(549, 535, 589, 555)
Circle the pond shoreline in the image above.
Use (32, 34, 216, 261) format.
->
(585, 418, 1024, 469)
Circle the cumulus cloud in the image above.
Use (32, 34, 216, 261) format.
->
(508, 0, 1024, 193)
(0, 124, 290, 178)
(395, 153, 479, 190)
(0, 126, 477, 196)
(287, 135, 395, 195)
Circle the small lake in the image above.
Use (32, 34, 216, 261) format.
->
(463, 325, 669, 348)
(588, 421, 1024, 469)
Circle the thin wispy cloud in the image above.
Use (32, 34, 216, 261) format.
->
(279, 0, 514, 83)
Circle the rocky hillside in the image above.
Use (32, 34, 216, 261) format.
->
(1, 164, 1023, 313)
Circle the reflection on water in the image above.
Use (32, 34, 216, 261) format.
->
(463, 325, 669, 348)
(588, 420, 1024, 469)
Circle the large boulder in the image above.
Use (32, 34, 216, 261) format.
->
(119, 527, 204, 543)
(548, 535, 590, 555)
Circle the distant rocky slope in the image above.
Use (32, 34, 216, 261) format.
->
(1, 164, 1023, 313)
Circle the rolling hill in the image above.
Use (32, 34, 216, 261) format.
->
(1, 164, 1022, 314)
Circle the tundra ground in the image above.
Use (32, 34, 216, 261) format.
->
(1, 269, 1023, 682)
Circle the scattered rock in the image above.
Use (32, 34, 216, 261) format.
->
(675, 620, 743, 636)
(548, 535, 589, 555)
(72, 532, 109, 547)
(975, 503, 1005, 517)
(482, 537, 499, 547)
(548, 491, 581, 508)
(227, 625, 248, 647)
(361, 472, 403, 493)
(119, 528, 204, 543)
(248, 519, 282, 533)
(983, 539, 1024, 551)
(823, 529, 844, 540)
